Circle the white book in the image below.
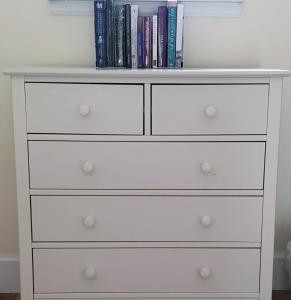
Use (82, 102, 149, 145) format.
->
(131, 5, 138, 69)
(152, 14, 158, 69)
(176, 3, 184, 68)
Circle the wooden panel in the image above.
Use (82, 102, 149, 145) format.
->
(33, 248, 260, 293)
(31, 196, 263, 242)
(25, 83, 144, 135)
(152, 85, 269, 135)
(28, 141, 265, 190)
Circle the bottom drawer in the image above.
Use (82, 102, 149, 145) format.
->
(33, 248, 260, 294)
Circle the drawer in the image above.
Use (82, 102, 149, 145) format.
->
(29, 141, 265, 190)
(33, 248, 260, 293)
(31, 196, 263, 242)
(151, 84, 269, 135)
(25, 83, 144, 134)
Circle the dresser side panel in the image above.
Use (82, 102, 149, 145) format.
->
(11, 76, 33, 300)
(260, 77, 283, 300)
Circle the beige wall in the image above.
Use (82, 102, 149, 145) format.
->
(0, 0, 291, 255)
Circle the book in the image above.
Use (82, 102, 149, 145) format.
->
(143, 16, 152, 69)
(106, 0, 114, 67)
(125, 4, 132, 68)
(157, 6, 168, 68)
(137, 16, 143, 68)
(152, 14, 158, 69)
(94, 0, 107, 68)
(176, 3, 184, 68)
(167, 2, 177, 68)
(114, 5, 126, 67)
(131, 5, 138, 68)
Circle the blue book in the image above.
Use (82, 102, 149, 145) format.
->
(94, 0, 107, 68)
(137, 16, 143, 68)
(167, 5, 177, 68)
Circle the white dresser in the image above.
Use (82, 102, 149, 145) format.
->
(5, 68, 290, 300)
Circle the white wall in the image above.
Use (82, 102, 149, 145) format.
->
(0, 0, 291, 255)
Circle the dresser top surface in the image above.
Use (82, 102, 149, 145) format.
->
(2, 67, 290, 78)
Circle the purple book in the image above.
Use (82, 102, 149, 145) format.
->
(143, 16, 152, 69)
(158, 6, 168, 68)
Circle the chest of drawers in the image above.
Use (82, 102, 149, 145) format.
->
(5, 68, 290, 300)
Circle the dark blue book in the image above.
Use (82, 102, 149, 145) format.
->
(106, 0, 114, 67)
(125, 4, 132, 68)
(114, 5, 126, 67)
(167, 5, 177, 68)
(158, 6, 168, 68)
(94, 0, 107, 68)
(137, 16, 143, 68)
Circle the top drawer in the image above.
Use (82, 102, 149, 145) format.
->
(25, 83, 144, 135)
(151, 84, 269, 135)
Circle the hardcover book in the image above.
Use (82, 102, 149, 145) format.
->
(137, 16, 144, 68)
(157, 6, 168, 68)
(176, 3, 184, 68)
(106, 0, 114, 67)
(131, 5, 138, 68)
(167, 4, 177, 68)
(152, 14, 158, 69)
(94, 0, 107, 68)
(125, 4, 132, 68)
(143, 16, 152, 69)
(114, 5, 126, 67)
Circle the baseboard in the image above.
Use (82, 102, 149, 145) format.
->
(0, 253, 289, 293)
(0, 256, 20, 293)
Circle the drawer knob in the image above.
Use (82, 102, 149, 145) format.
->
(199, 267, 212, 279)
(200, 215, 213, 227)
(82, 162, 94, 174)
(200, 162, 213, 174)
(83, 267, 96, 279)
(79, 104, 91, 116)
(204, 105, 217, 118)
(83, 216, 96, 228)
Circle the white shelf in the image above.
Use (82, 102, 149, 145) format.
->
(48, 0, 245, 17)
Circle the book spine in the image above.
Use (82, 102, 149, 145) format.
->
(125, 4, 132, 68)
(176, 3, 184, 68)
(94, 0, 107, 68)
(143, 16, 152, 69)
(131, 5, 138, 69)
(158, 6, 168, 68)
(137, 16, 143, 68)
(106, 0, 114, 67)
(152, 14, 158, 69)
(167, 5, 177, 68)
(114, 5, 126, 67)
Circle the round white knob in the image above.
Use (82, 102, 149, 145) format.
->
(200, 215, 213, 227)
(83, 216, 96, 228)
(204, 105, 217, 118)
(82, 162, 94, 174)
(83, 267, 96, 279)
(200, 162, 213, 174)
(199, 267, 211, 279)
(79, 104, 91, 116)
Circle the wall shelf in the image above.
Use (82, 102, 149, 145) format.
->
(48, 0, 245, 17)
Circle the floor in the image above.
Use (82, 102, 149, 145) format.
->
(0, 293, 290, 300)
(273, 291, 291, 300)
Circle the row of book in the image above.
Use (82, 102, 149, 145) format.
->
(94, 0, 184, 69)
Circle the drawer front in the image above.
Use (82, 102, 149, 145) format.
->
(29, 142, 265, 190)
(33, 248, 260, 293)
(152, 85, 268, 135)
(26, 83, 144, 134)
(31, 196, 263, 242)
